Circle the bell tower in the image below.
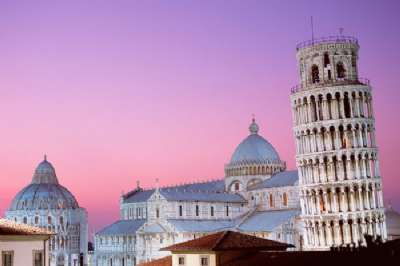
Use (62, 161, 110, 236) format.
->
(290, 35, 386, 250)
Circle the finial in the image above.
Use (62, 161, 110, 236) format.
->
(155, 178, 159, 189)
(136, 180, 140, 189)
(249, 115, 259, 135)
(44, 154, 47, 161)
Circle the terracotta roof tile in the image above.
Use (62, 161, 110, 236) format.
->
(161, 231, 292, 252)
(137, 256, 172, 266)
(0, 219, 53, 236)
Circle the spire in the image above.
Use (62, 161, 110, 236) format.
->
(249, 115, 259, 135)
(44, 154, 47, 161)
(155, 178, 160, 191)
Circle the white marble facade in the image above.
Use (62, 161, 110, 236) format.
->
(94, 120, 301, 266)
(94, 35, 392, 265)
(290, 36, 387, 249)
(6, 157, 88, 266)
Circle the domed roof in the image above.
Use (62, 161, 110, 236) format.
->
(32, 156, 59, 184)
(229, 119, 281, 165)
(8, 157, 79, 211)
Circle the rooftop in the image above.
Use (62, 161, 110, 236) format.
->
(250, 170, 298, 190)
(296, 35, 358, 50)
(161, 230, 293, 252)
(0, 218, 53, 236)
(96, 219, 146, 236)
(138, 256, 172, 266)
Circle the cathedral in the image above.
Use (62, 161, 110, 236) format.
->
(5, 35, 399, 266)
(5, 157, 88, 266)
(93, 35, 391, 265)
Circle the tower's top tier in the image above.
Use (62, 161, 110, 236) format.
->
(292, 35, 369, 94)
(296, 35, 358, 51)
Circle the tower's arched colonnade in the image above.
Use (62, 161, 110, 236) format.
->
(290, 36, 386, 250)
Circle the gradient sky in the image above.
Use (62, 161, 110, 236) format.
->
(1, 0, 400, 238)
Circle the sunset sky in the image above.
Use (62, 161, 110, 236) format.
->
(1, 0, 399, 237)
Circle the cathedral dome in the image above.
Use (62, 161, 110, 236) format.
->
(229, 119, 281, 165)
(8, 157, 79, 211)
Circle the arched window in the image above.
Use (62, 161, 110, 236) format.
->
(311, 65, 320, 83)
(35, 216, 39, 224)
(283, 193, 288, 207)
(234, 182, 240, 191)
(48, 216, 52, 224)
(323, 53, 330, 67)
(156, 208, 160, 218)
(344, 93, 351, 118)
(269, 194, 274, 208)
(59, 216, 64, 225)
(210, 206, 214, 217)
(226, 206, 229, 217)
(23, 217, 27, 224)
(195, 205, 199, 217)
(179, 205, 183, 217)
(337, 62, 346, 79)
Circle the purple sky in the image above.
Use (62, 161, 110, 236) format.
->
(1, 0, 399, 236)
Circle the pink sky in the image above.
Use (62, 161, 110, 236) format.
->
(1, 0, 400, 236)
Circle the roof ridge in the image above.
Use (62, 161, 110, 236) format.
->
(212, 231, 230, 250)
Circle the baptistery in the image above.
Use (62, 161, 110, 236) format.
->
(6, 156, 88, 266)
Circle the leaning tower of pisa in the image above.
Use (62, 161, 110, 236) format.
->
(290, 36, 387, 250)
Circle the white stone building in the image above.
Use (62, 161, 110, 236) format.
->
(93, 35, 399, 265)
(6, 157, 88, 266)
(94, 119, 301, 266)
(290, 36, 387, 249)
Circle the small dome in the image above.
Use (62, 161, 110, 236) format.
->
(230, 119, 281, 165)
(8, 157, 79, 211)
(32, 156, 59, 184)
(386, 206, 400, 238)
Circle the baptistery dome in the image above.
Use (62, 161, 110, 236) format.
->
(9, 157, 79, 211)
(6, 156, 88, 266)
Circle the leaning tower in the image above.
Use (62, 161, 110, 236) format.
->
(290, 36, 387, 250)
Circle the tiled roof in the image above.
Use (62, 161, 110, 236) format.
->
(123, 189, 155, 203)
(123, 180, 245, 204)
(138, 256, 172, 266)
(161, 231, 293, 252)
(96, 219, 145, 236)
(166, 180, 225, 193)
(143, 223, 165, 233)
(238, 209, 300, 232)
(0, 219, 53, 236)
(123, 180, 226, 204)
(251, 170, 298, 190)
(160, 190, 246, 203)
(167, 219, 235, 233)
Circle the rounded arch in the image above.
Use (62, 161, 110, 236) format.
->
(336, 61, 346, 79)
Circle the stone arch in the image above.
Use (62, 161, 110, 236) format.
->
(311, 64, 320, 83)
(337, 61, 346, 79)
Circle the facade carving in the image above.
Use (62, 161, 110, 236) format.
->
(5, 158, 88, 266)
(290, 36, 386, 250)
